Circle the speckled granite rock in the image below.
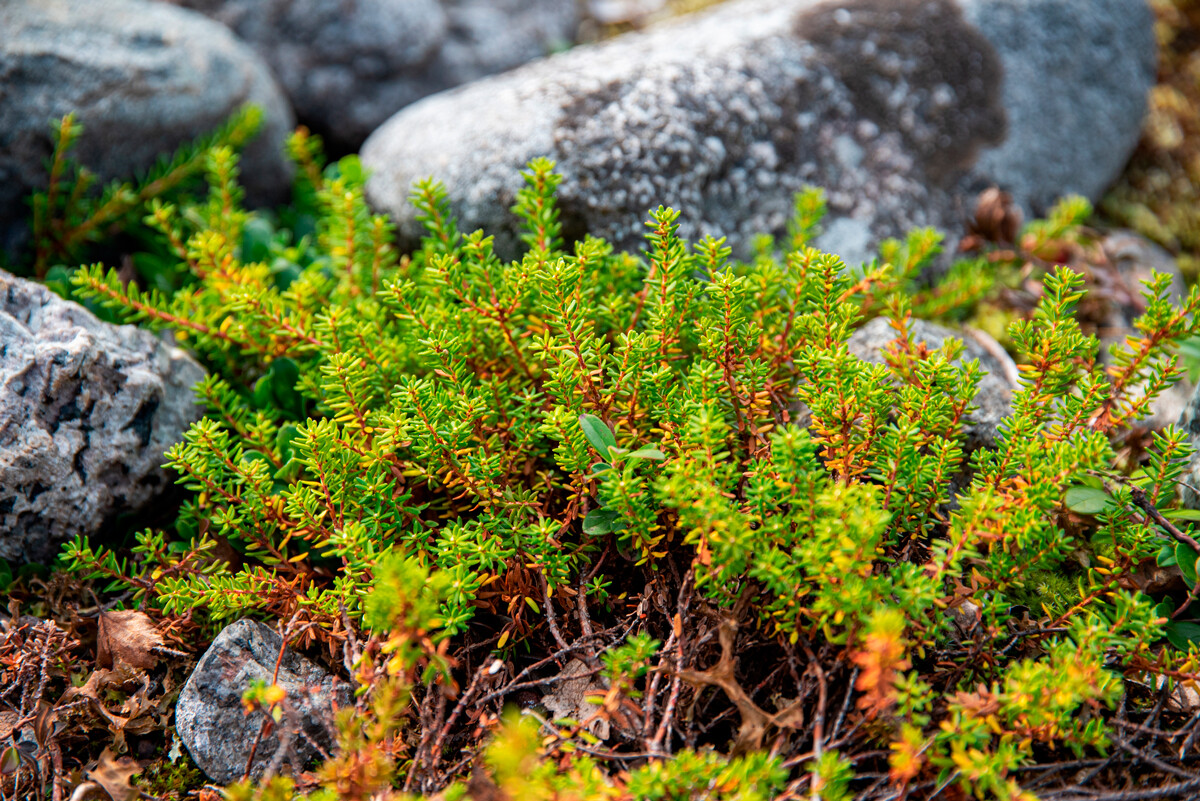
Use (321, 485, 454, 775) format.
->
(847, 317, 1018, 450)
(0, 0, 294, 257)
(0, 270, 205, 563)
(176, 619, 351, 783)
(167, 0, 579, 152)
(362, 0, 1154, 265)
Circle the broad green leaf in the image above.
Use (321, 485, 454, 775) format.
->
(1158, 544, 1179, 568)
(1165, 508, 1200, 522)
(275, 458, 303, 482)
(627, 447, 666, 461)
(241, 215, 274, 263)
(1177, 542, 1200, 587)
(579, 414, 617, 455)
(583, 508, 620, 535)
(586, 462, 612, 480)
(1064, 486, 1110, 515)
(1166, 620, 1200, 652)
(276, 423, 302, 462)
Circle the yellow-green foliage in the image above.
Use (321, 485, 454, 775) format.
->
(36, 116, 1200, 800)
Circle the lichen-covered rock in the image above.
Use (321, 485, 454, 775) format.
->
(168, 0, 579, 152)
(846, 317, 1018, 450)
(175, 619, 351, 783)
(0, 0, 294, 257)
(0, 270, 204, 563)
(362, 0, 1154, 265)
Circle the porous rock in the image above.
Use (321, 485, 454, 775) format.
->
(0, 270, 205, 563)
(176, 619, 351, 783)
(362, 0, 1154, 265)
(167, 0, 579, 152)
(0, 0, 294, 257)
(846, 317, 1019, 450)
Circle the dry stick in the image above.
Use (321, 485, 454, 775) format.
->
(474, 633, 613, 708)
(1128, 484, 1200, 619)
(576, 545, 610, 657)
(541, 572, 572, 654)
(828, 666, 858, 744)
(404, 679, 447, 794)
(1111, 733, 1199, 782)
(649, 566, 695, 755)
(800, 642, 828, 801)
(1179, 709, 1200, 759)
(1043, 778, 1200, 801)
(1130, 485, 1200, 555)
(641, 625, 677, 741)
(425, 661, 495, 781)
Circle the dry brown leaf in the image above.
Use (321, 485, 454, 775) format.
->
(85, 748, 140, 801)
(97, 611, 163, 672)
(67, 782, 111, 801)
(60, 669, 131, 732)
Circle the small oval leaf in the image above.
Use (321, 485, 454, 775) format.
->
(1064, 486, 1110, 515)
(579, 414, 617, 455)
(1177, 542, 1200, 588)
(583, 509, 620, 535)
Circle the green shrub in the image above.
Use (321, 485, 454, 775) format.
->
(44, 119, 1200, 800)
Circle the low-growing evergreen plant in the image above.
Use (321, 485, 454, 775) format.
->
(29, 113, 1200, 799)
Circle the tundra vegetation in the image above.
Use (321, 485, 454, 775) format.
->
(4, 96, 1200, 801)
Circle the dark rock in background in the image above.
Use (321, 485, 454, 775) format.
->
(0, 270, 205, 563)
(166, 0, 580, 152)
(0, 0, 294, 257)
(361, 0, 1154, 265)
(175, 619, 351, 783)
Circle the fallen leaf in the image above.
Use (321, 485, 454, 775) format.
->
(86, 748, 140, 801)
(97, 611, 163, 672)
(67, 782, 111, 801)
(967, 186, 1022, 246)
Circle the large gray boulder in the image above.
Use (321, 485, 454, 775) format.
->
(168, 0, 579, 152)
(0, 270, 205, 563)
(176, 619, 351, 783)
(361, 0, 1154, 265)
(0, 0, 294, 257)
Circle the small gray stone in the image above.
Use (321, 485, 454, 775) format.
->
(176, 619, 352, 784)
(361, 0, 1153, 264)
(846, 317, 1018, 450)
(0, 270, 205, 563)
(0, 0, 294, 257)
(168, 0, 579, 152)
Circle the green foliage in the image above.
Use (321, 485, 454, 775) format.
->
(28, 105, 263, 281)
(46, 127, 1200, 799)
